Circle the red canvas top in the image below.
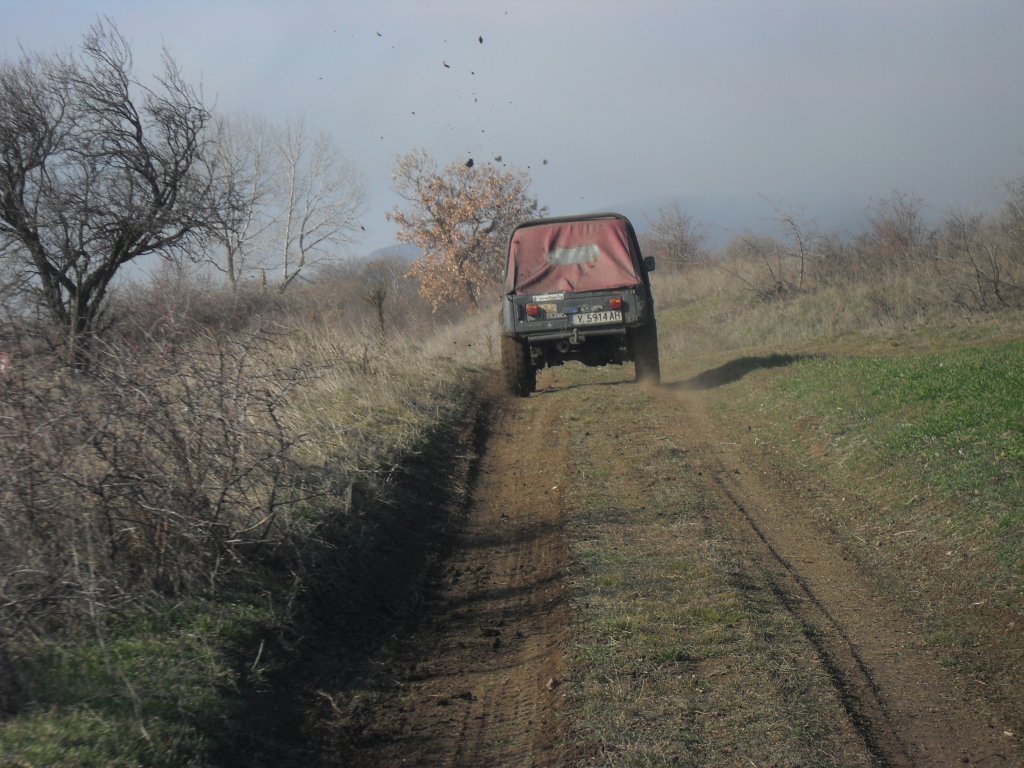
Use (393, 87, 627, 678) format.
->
(504, 216, 642, 294)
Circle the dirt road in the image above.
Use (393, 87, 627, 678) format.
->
(333, 368, 1021, 767)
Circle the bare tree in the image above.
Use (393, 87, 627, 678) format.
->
(0, 20, 220, 362)
(271, 119, 366, 291)
(643, 202, 707, 271)
(778, 210, 814, 291)
(940, 207, 1024, 310)
(208, 117, 366, 293)
(867, 190, 930, 267)
(388, 150, 545, 310)
(1000, 177, 1024, 255)
(722, 202, 820, 300)
(209, 115, 276, 292)
(360, 256, 406, 339)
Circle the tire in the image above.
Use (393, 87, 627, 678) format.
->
(501, 336, 536, 396)
(631, 321, 661, 385)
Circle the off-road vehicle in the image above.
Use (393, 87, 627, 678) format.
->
(499, 212, 660, 396)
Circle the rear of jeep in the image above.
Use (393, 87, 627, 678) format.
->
(499, 212, 660, 396)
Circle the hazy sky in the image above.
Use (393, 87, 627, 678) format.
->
(3, 0, 1024, 253)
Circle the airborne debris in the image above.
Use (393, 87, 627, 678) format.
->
(479, 35, 484, 44)
(443, 61, 450, 68)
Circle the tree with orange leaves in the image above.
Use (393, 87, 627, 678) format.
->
(388, 150, 545, 310)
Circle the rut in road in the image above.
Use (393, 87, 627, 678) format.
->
(338, 388, 572, 768)
(656, 384, 1020, 767)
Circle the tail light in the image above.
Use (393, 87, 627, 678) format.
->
(609, 297, 623, 310)
(525, 303, 541, 317)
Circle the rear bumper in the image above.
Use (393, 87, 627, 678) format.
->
(518, 323, 629, 344)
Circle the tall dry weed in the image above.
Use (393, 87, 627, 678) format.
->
(0, 330, 309, 643)
(652, 195, 1024, 355)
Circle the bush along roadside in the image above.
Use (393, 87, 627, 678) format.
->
(0, 322, 489, 768)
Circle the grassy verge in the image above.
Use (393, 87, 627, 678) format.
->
(758, 343, 1023, 589)
(1, 601, 266, 768)
(555, 368, 869, 766)
(697, 342, 1024, 706)
(653, 264, 1024, 601)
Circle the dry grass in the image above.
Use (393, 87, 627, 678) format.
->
(657, 258, 972, 354)
(0, 298, 492, 766)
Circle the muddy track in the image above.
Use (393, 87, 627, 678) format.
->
(336, 386, 572, 767)
(329, 370, 1021, 767)
(665, 386, 1018, 766)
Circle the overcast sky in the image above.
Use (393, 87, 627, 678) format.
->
(4, 0, 1024, 254)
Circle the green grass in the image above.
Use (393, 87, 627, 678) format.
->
(1, 599, 269, 767)
(750, 341, 1024, 595)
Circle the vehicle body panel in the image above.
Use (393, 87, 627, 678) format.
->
(504, 215, 643, 294)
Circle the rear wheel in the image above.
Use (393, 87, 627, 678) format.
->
(501, 336, 536, 396)
(631, 322, 661, 385)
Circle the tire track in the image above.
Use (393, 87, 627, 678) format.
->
(342, 384, 571, 768)
(661, 386, 1020, 767)
(709, 466, 907, 766)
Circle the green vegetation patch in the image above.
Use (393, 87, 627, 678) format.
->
(759, 341, 1024, 593)
(1, 599, 268, 768)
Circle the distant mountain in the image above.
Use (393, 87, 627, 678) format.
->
(362, 243, 422, 262)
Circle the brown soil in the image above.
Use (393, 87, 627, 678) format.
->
(657, 383, 1021, 766)
(330, 381, 572, 768)
(311, 369, 1021, 767)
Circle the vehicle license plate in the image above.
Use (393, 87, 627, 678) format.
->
(571, 310, 622, 326)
